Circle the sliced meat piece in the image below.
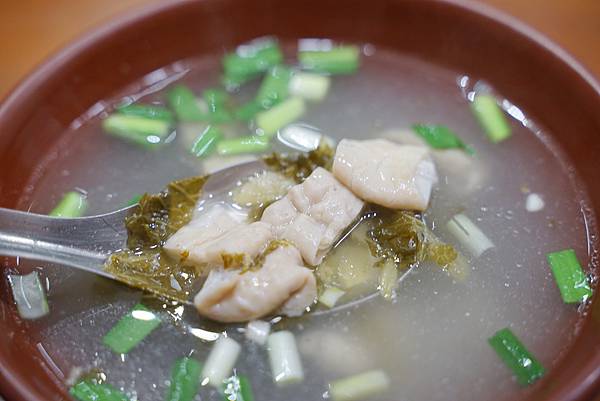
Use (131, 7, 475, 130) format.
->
(194, 246, 317, 322)
(261, 167, 363, 265)
(381, 128, 486, 196)
(332, 139, 437, 211)
(164, 204, 273, 269)
(164, 203, 247, 261)
(184, 221, 273, 268)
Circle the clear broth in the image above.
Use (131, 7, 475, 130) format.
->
(13, 45, 596, 401)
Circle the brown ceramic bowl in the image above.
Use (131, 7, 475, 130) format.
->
(1, 0, 600, 400)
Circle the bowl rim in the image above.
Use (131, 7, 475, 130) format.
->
(1, 1, 600, 400)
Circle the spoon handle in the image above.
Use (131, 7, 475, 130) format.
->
(0, 206, 132, 278)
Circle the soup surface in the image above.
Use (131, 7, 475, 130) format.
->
(8, 40, 597, 401)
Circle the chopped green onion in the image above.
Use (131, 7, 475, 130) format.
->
(299, 46, 360, 74)
(49, 191, 87, 217)
(329, 370, 390, 401)
(102, 303, 160, 354)
(471, 94, 511, 143)
(203, 89, 233, 123)
(245, 320, 271, 345)
(202, 337, 241, 387)
(8, 272, 49, 320)
(125, 194, 142, 207)
(488, 327, 545, 385)
(412, 124, 474, 154)
(546, 249, 592, 303)
(216, 136, 270, 156)
(235, 101, 263, 122)
(256, 97, 305, 137)
(378, 261, 398, 300)
(222, 39, 283, 89)
(191, 126, 223, 157)
(70, 378, 129, 401)
(166, 357, 202, 401)
(446, 214, 494, 258)
(222, 374, 254, 401)
(267, 331, 304, 386)
(103, 114, 171, 147)
(255, 66, 292, 109)
(117, 103, 174, 122)
(318, 287, 345, 308)
(289, 72, 331, 102)
(167, 85, 206, 122)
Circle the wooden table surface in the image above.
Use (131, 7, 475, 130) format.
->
(0, 0, 599, 99)
(0, 0, 599, 400)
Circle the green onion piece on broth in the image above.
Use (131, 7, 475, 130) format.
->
(298, 46, 360, 74)
(255, 97, 306, 137)
(255, 65, 292, 109)
(329, 370, 390, 401)
(235, 100, 264, 122)
(203, 88, 233, 123)
(216, 135, 270, 156)
(222, 38, 283, 89)
(222, 374, 255, 401)
(167, 85, 206, 122)
(166, 357, 202, 401)
(471, 94, 512, 143)
(488, 327, 545, 386)
(116, 103, 174, 122)
(191, 126, 223, 157)
(49, 191, 87, 217)
(70, 378, 130, 401)
(547, 249, 592, 303)
(102, 303, 160, 354)
(412, 124, 474, 154)
(103, 114, 171, 147)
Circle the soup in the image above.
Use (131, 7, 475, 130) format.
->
(6, 38, 595, 401)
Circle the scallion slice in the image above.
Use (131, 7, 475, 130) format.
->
(202, 336, 241, 387)
(222, 374, 254, 401)
(216, 136, 270, 156)
(446, 214, 494, 258)
(235, 101, 263, 122)
(488, 327, 545, 385)
(49, 191, 87, 217)
(103, 114, 171, 147)
(318, 287, 346, 308)
(166, 357, 202, 401)
(471, 94, 511, 143)
(329, 370, 390, 401)
(191, 126, 223, 157)
(203, 89, 233, 123)
(223, 39, 283, 88)
(289, 72, 331, 102)
(412, 124, 474, 154)
(117, 104, 174, 122)
(267, 331, 304, 386)
(378, 261, 398, 300)
(167, 85, 206, 122)
(546, 249, 592, 303)
(245, 320, 271, 345)
(299, 46, 360, 74)
(102, 303, 160, 354)
(70, 378, 129, 401)
(256, 97, 306, 137)
(8, 271, 49, 320)
(255, 65, 292, 109)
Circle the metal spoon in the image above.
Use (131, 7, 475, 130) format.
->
(0, 160, 268, 303)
